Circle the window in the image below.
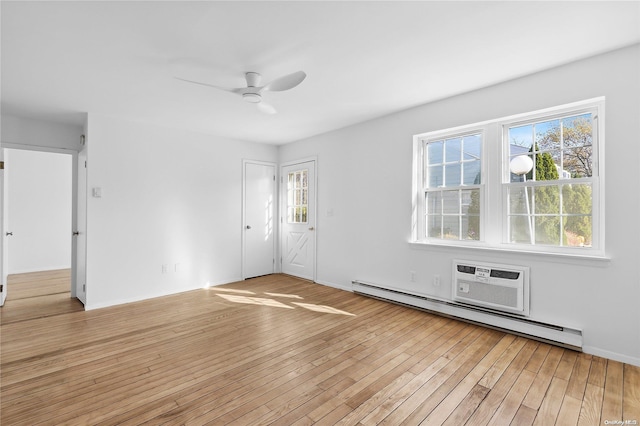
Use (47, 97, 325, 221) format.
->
(413, 99, 603, 256)
(287, 169, 308, 223)
(424, 133, 483, 241)
(505, 113, 595, 247)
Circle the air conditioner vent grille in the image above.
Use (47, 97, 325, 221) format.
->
(457, 279, 518, 309)
(490, 270, 520, 280)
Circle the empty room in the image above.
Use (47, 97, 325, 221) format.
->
(1, 1, 639, 425)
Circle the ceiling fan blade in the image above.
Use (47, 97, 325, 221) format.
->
(257, 102, 277, 114)
(174, 77, 243, 94)
(263, 71, 306, 92)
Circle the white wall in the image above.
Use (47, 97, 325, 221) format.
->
(279, 44, 640, 366)
(1, 115, 83, 151)
(5, 149, 72, 274)
(84, 114, 278, 309)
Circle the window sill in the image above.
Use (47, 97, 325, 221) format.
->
(408, 240, 610, 264)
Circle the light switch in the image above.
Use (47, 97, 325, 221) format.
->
(92, 187, 102, 198)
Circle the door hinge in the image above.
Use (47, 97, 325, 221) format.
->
(82, 284, 86, 292)
(273, 175, 276, 181)
(0, 161, 4, 170)
(84, 160, 87, 168)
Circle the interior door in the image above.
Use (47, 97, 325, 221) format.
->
(1, 151, 6, 306)
(281, 160, 316, 281)
(75, 146, 87, 304)
(243, 161, 276, 279)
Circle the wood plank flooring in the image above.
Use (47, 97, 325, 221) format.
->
(1, 271, 639, 425)
(1, 269, 84, 324)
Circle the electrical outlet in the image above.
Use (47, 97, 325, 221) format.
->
(433, 275, 441, 287)
(162, 264, 167, 274)
(410, 271, 416, 282)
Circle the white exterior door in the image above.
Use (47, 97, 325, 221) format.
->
(281, 160, 316, 281)
(243, 161, 276, 279)
(75, 147, 87, 304)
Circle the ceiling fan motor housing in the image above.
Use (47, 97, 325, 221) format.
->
(245, 72, 261, 88)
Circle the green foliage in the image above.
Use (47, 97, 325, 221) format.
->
(563, 184, 592, 245)
(467, 189, 480, 240)
(520, 142, 591, 246)
(526, 145, 558, 181)
(524, 144, 560, 244)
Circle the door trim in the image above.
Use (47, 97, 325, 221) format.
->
(280, 157, 318, 282)
(241, 159, 278, 280)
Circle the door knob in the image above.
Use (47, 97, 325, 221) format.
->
(73, 231, 80, 236)
(5, 232, 13, 236)
(308, 227, 315, 231)
(246, 225, 252, 230)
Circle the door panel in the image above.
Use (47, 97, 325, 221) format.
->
(285, 231, 309, 266)
(243, 162, 276, 279)
(281, 161, 315, 280)
(1, 151, 6, 306)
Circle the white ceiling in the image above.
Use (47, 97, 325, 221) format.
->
(2, 1, 639, 145)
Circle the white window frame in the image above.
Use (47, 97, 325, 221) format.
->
(412, 97, 605, 258)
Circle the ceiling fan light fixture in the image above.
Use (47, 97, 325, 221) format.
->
(242, 92, 262, 103)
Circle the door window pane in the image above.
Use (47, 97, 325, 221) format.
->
(287, 170, 308, 224)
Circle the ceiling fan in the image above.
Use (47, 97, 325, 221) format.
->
(175, 70, 306, 114)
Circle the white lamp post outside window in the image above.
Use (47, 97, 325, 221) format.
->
(509, 155, 534, 244)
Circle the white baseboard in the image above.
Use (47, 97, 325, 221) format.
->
(582, 345, 640, 367)
(85, 276, 243, 311)
(8, 266, 71, 275)
(84, 285, 200, 310)
(315, 279, 352, 292)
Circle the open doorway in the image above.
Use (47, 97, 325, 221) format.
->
(1, 148, 82, 319)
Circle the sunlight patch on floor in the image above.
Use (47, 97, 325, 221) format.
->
(216, 294, 294, 309)
(210, 283, 355, 316)
(209, 287, 256, 295)
(264, 292, 304, 299)
(292, 302, 355, 316)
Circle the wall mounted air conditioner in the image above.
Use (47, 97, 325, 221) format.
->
(453, 260, 530, 316)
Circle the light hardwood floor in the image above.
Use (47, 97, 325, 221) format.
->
(1, 269, 84, 324)
(1, 271, 639, 425)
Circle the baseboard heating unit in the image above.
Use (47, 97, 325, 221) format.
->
(352, 280, 582, 351)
